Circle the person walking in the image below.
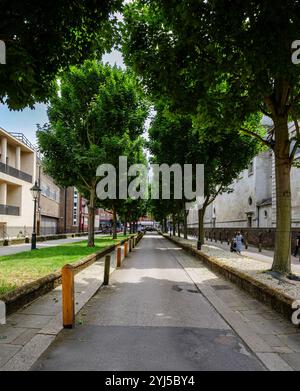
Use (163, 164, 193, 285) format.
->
(235, 232, 244, 255)
(293, 232, 300, 257)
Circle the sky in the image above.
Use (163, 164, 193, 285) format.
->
(0, 50, 126, 145)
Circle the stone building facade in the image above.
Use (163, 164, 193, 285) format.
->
(188, 123, 300, 230)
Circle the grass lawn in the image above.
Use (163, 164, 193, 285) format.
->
(0, 235, 128, 295)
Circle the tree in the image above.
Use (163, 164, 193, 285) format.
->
(119, 198, 148, 234)
(0, 0, 121, 109)
(148, 103, 259, 245)
(98, 136, 149, 239)
(38, 60, 148, 246)
(121, 1, 300, 274)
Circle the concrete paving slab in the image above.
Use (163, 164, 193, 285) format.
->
(279, 353, 300, 370)
(7, 314, 54, 329)
(0, 344, 21, 367)
(257, 353, 293, 371)
(278, 334, 300, 353)
(9, 329, 38, 347)
(1, 334, 55, 371)
(0, 326, 29, 344)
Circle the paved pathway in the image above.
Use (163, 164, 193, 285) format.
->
(31, 232, 268, 371)
(2, 232, 299, 371)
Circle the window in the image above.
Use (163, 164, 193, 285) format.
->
(73, 189, 78, 225)
(41, 183, 60, 202)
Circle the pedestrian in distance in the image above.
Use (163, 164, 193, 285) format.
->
(230, 233, 237, 253)
(293, 232, 300, 257)
(235, 231, 244, 255)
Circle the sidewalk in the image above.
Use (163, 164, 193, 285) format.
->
(187, 235, 300, 273)
(0, 241, 121, 371)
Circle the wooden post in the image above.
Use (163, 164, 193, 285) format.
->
(116, 246, 121, 268)
(62, 264, 75, 329)
(129, 238, 132, 252)
(124, 241, 128, 257)
(103, 255, 111, 285)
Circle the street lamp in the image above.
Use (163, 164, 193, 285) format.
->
(30, 181, 41, 250)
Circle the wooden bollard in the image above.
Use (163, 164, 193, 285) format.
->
(116, 246, 121, 268)
(124, 241, 128, 257)
(129, 238, 132, 252)
(62, 264, 75, 329)
(132, 237, 135, 248)
(103, 255, 111, 285)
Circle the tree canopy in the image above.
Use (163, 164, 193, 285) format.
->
(121, 0, 300, 274)
(148, 102, 260, 242)
(38, 60, 149, 245)
(0, 0, 121, 109)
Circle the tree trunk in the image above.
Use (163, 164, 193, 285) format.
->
(164, 218, 168, 233)
(172, 214, 176, 236)
(124, 220, 127, 236)
(112, 206, 117, 239)
(177, 215, 181, 237)
(87, 191, 95, 247)
(272, 115, 292, 274)
(198, 207, 205, 246)
(183, 210, 188, 239)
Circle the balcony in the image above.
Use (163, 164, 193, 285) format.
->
(0, 204, 20, 216)
(0, 161, 32, 183)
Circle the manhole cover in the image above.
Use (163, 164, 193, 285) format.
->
(211, 285, 232, 291)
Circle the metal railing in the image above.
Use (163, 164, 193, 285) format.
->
(9, 132, 41, 160)
(0, 161, 32, 183)
(9, 132, 35, 151)
(0, 204, 20, 216)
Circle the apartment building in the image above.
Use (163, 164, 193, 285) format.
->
(36, 160, 61, 235)
(0, 128, 120, 238)
(59, 187, 103, 233)
(0, 128, 35, 238)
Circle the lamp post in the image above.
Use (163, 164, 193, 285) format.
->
(30, 181, 41, 250)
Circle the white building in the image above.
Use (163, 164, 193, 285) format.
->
(188, 123, 300, 229)
(0, 128, 36, 238)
